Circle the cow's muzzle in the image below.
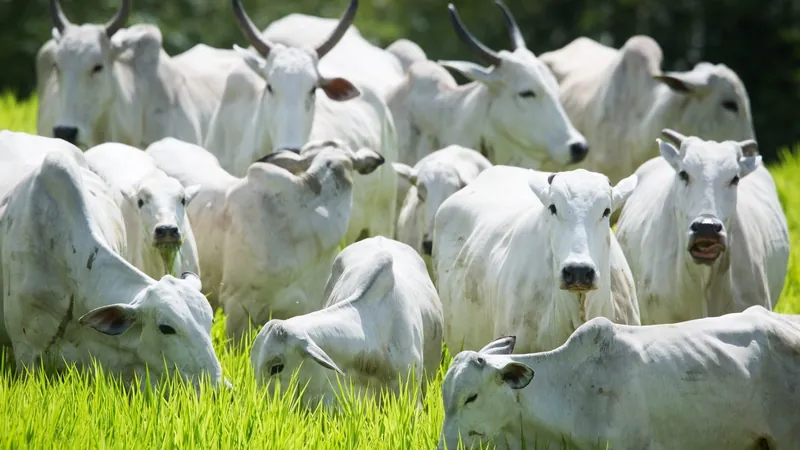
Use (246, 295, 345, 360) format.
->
(560, 263, 598, 293)
(688, 217, 726, 264)
(153, 225, 181, 246)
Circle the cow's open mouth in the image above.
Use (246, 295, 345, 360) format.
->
(689, 238, 725, 263)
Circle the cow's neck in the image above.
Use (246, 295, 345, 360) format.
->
(420, 81, 491, 151)
(512, 342, 596, 446)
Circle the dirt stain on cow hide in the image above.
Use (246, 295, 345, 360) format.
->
(86, 246, 99, 270)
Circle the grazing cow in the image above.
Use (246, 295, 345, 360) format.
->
(433, 166, 640, 354)
(0, 137, 223, 390)
(251, 237, 443, 409)
(146, 138, 384, 343)
(394, 145, 492, 265)
(85, 143, 201, 280)
(616, 131, 789, 324)
(539, 36, 755, 182)
(386, 1, 587, 168)
(204, 0, 399, 243)
(438, 307, 800, 450)
(36, 0, 242, 148)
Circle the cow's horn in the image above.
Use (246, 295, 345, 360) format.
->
(447, 3, 502, 66)
(316, 0, 358, 59)
(104, 0, 131, 38)
(232, 0, 274, 57)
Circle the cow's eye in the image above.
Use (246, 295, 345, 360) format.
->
(266, 84, 273, 94)
(270, 364, 284, 376)
(158, 325, 176, 335)
(137, 199, 144, 208)
(721, 100, 738, 113)
(603, 208, 611, 218)
(519, 90, 536, 98)
(310, 87, 316, 96)
(464, 393, 478, 405)
(678, 171, 689, 183)
(730, 175, 740, 186)
(548, 204, 557, 215)
(180, 197, 186, 206)
(91, 64, 104, 74)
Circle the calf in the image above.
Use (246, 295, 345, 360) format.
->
(251, 237, 443, 409)
(616, 130, 789, 324)
(438, 306, 800, 449)
(433, 166, 640, 354)
(146, 138, 383, 343)
(85, 143, 201, 279)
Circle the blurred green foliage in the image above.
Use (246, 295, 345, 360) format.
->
(0, 0, 797, 161)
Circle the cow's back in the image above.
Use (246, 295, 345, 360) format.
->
(600, 309, 800, 448)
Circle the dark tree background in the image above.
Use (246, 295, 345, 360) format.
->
(1, 0, 797, 161)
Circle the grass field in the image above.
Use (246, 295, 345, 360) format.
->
(0, 94, 797, 449)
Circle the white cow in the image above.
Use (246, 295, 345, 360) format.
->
(146, 138, 384, 343)
(251, 236, 443, 409)
(0, 136, 223, 390)
(36, 0, 243, 148)
(616, 130, 789, 325)
(84, 143, 201, 280)
(204, 0, 399, 243)
(539, 36, 756, 182)
(386, 2, 588, 168)
(394, 145, 492, 265)
(433, 166, 640, 354)
(260, 14, 423, 98)
(438, 306, 800, 450)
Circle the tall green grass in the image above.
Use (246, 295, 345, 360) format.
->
(0, 94, 798, 449)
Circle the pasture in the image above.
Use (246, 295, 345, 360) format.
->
(0, 93, 798, 449)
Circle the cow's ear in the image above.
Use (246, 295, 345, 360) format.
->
(738, 155, 761, 179)
(528, 170, 553, 207)
(658, 139, 683, 172)
(351, 148, 385, 175)
(301, 339, 344, 375)
(183, 184, 201, 205)
(79, 304, 138, 336)
(479, 336, 516, 355)
(612, 174, 638, 212)
(438, 60, 502, 86)
(320, 77, 360, 101)
(497, 361, 534, 389)
(233, 44, 267, 76)
(392, 163, 417, 187)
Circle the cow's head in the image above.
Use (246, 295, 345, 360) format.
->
(250, 319, 345, 409)
(439, 1, 588, 168)
(657, 129, 760, 265)
(394, 160, 468, 256)
(128, 171, 199, 270)
(231, 0, 361, 154)
(47, 0, 134, 148)
(654, 62, 755, 143)
(79, 272, 224, 391)
(438, 336, 532, 450)
(529, 169, 637, 293)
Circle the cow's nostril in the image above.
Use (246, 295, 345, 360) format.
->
(53, 126, 79, 145)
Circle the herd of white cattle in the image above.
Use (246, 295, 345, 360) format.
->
(1, 0, 797, 448)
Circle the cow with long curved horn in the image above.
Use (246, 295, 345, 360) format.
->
(384, 0, 588, 174)
(38, 0, 246, 149)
